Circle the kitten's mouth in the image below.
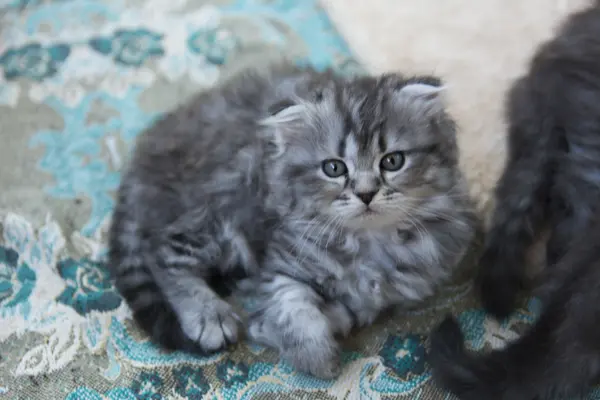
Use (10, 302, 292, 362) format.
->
(360, 207, 379, 216)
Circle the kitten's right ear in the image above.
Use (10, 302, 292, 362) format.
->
(261, 99, 308, 129)
(260, 99, 311, 153)
(267, 99, 297, 116)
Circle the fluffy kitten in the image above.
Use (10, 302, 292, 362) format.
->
(108, 64, 475, 378)
(429, 3, 600, 399)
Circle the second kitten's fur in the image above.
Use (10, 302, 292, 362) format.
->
(108, 65, 475, 378)
(429, 3, 600, 399)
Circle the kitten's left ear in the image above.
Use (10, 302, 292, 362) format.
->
(393, 81, 446, 117)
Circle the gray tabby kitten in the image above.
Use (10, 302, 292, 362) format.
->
(108, 64, 476, 378)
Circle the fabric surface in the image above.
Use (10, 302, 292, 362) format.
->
(0, 0, 595, 399)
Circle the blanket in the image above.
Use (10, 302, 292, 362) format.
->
(0, 0, 592, 398)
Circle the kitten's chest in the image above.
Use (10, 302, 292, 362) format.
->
(324, 229, 432, 305)
(330, 230, 414, 285)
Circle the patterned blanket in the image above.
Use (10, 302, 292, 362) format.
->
(0, 0, 587, 399)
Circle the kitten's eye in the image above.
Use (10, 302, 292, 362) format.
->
(322, 159, 348, 178)
(380, 151, 405, 172)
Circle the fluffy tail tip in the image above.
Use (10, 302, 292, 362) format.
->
(429, 315, 479, 396)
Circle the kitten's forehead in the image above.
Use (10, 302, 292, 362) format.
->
(303, 73, 441, 162)
(333, 77, 393, 158)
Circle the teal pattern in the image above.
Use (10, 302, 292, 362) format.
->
(0, 43, 70, 81)
(0, 246, 36, 308)
(173, 366, 211, 399)
(216, 359, 250, 388)
(29, 91, 158, 235)
(55, 258, 122, 315)
(89, 29, 166, 67)
(379, 334, 428, 378)
(187, 27, 239, 65)
(2, 0, 598, 398)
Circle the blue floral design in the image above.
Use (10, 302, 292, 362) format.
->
(455, 299, 540, 350)
(30, 90, 158, 236)
(55, 257, 121, 315)
(173, 366, 211, 399)
(187, 27, 238, 65)
(0, 42, 70, 81)
(0, 245, 36, 308)
(379, 333, 428, 378)
(89, 29, 165, 67)
(130, 372, 164, 400)
(216, 358, 249, 387)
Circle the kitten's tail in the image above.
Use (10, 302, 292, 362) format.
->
(429, 314, 597, 400)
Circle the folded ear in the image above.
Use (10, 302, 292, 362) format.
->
(393, 81, 446, 118)
(260, 99, 311, 154)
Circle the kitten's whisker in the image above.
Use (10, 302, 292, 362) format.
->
(324, 214, 346, 259)
(385, 203, 430, 239)
(292, 216, 324, 265)
(314, 214, 342, 264)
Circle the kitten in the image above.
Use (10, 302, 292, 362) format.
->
(108, 64, 475, 378)
(429, 3, 600, 399)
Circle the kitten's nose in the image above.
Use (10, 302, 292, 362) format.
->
(356, 191, 377, 205)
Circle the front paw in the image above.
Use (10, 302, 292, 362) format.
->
(283, 339, 341, 379)
(180, 298, 240, 352)
(477, 247, 523, 320)
(248, 314, 341, 379)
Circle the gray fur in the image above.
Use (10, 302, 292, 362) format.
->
(108, 64, 476, 378)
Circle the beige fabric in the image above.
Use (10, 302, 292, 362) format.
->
(321, 0, 594, 221)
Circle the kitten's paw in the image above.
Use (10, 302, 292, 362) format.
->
(477, 248, 523, 320)
(283, 341, 341, 379)
(180, 298, 240, 352)
(247, 313, 341, 379)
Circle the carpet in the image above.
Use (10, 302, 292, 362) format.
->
(0, 0, 594, 399)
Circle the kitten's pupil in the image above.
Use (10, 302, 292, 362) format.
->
(322, 159, 347, 178)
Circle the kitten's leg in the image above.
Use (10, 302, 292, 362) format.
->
(247, 274, 340, 378)
(546, 187, 595, 267)
(322, 301, 356, 338)
(110, 219, 240, 354)
(152, 267, 239, 352)
(430, 285, 600, 400)
(545, 215, 576, 267)
(477, 163, 550, 319)
(478, 83, 555, 319)
(431, 230, 600, 400)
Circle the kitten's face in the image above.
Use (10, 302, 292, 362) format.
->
(264, 75, 459, 230)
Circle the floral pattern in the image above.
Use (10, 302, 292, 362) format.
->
(4, 0, 597, 399)
(130, 371, 164, 400)
(89, 29, 165, 67)
(379, 334, 428, 378)
(173, 366, 211, 399)
(0, 43, 70, 81)
(216, 358, 250, 387)
(0, 246, 36, 308)
(187, 27, 239, 65)
(55, 258, 122, 315)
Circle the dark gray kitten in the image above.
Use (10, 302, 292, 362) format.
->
(108, 64, 476, 378)
(429, 2, 600, 399)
